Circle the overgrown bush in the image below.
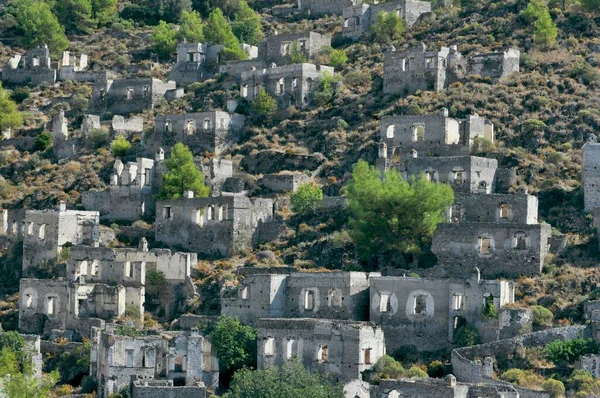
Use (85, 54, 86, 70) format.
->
(291, 183, 323, 216)
(531, 305, 554, 329)
(454, 325, 481, 348)
(544, 338, 599, 365)
(110, 135, 131, 157)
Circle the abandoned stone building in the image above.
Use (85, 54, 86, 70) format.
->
(297, 0, 361, 16)
(582, 141, 600, 213)
(51, 110, 79, 159)
(66, 241, 196, 318)
(169, 41, 257, 85)
(19, 277, 124, 337)
(221, 268, 377, 325)
(369, 270, 515, 352)
(89, 77, 180, 115)
(432, 191, 552, 278)
(155, 193, 273, 257)
(112, 115, 144, 135)
(258, 31, 331, 65)
(240, 63, 334, 108)
(151, 111, 245, 155)
(342, 0, 431, 39)
(379, 109, 494, 162)
(57, 51, 106, 82)
(2, 45, 56, 85)
(259, 172, 311, 192)
(0, 208, 26, 240)
(257, 318, 385, 383)
(130, 377, 207, 398)
(91, 326, 219, 398)
(22, 203, 100, 272)
(82, 114, 102, 137)
(373, 376, 521, 398)
(383, 44, 520, 96)
(82, 157, 162, 222)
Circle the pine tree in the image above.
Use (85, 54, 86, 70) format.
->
(204, 8, 247, 61)
(371, 11, 405, 43)
(0, 86, 23, 132)
(54, 0, 93, 34)
(11, 0, 69, 53)
(159, 143, 210, 199)
(231, 0, 263, 46)
(176, 10, 204, 42)
(153, 20, 177, 60)
(522, 0, 557, 47)
(91, 0, 117, 26)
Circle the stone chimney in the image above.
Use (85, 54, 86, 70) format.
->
(58, 201, 66, 212)
(139, 237, 148, 252)
(156, 148, 165, 161)
(184, 190, 194, 199)
(440, 107, 449, 117)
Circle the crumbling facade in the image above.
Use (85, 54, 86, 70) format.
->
(384, 44, 519, 96)
(257, 318, 385, 383)
(221, 268, 377, 325)
(155, 193, 273, 257)
(259, 172, 311, 192)
(240, 63, 334, 109)
(297, 0, 361, 16)
(91, 326, 218, 398)
(152, 111, 245, 155)
(374, 376, 521, 398)
(369, 270, 515, 352)
(582, 142, 600, 213)
(258, 31, 331, 65)
(22, 203, 99, 272)
(90, 77, 179, 115)
(342, 0, 431, 39)
(131, 377, 207, 398)
(3, 46, 56, 85)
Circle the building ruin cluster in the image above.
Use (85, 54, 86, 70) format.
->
(2, 3, 592, 398)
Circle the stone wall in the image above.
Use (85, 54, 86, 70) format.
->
(90, 78, 176, 115)
(298, 0, 361, 16)
(258, 31, 331, 65)
(582, 142, 600, 212)
(451, 193, 538, 224)
(467, 49, 520, 79)
(112, 115, 144, 135)
(131, 380, 207, 398)
(2, 47, 56, 85)
(259, 172, 311, 192)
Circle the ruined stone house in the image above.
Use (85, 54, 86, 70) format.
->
(22, 203, 100, 272)
(258, 172, 311, 192)
(431, 191, 552, 278)
(369, 270, 515, 352)
(257, 318, 385, 383)
(373, 376, 521, 398)
(384, 44, 519, 96)
(258, 31, 331, 65)
(151, 111, 245, 155)
(169, 41, 257, 86)
(130, 377, 207, 398)
(240, 63, 334, 109)
(2, 45, 56, 85)
(342, 0, 431, 40)
(297, 0, 362, 16)
(378, 109, 494, 164)
(89, 77, 180, 115)
(221, 268, 378, 325)
(91, 326, 219, 398)
(155, 193, 273, 257)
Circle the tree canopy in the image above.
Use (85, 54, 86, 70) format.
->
(11, 0, 69, 53)
(522, 0, 557, 47)
(206, 315, 257, 373)
(153, 20, 177, 60)
(224, 359, 343, 398)
(91, 0, 117, 26)
(231, 0, 263, 46)
(291, 183, 323, 215)
(371, 10, 405, 43)
(177, 10, 204, 42)
(159, 142, 210, 199)
(54, 0, 93, 34)
(204, 8, 247, 61)
(0, 86, 24, 132)
(343, 160, 454, 264)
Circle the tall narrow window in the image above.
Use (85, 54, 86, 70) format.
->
(286, 340, 297, 359)
(241, 85, 248, 97)
(386, 125, 395, 139)
(414, 294, 428, 315)
(500, 204, 510, 219)
(125, 261, 133, 278)
(264, 338, 275, 356)
(218, 206, 224, 221)
(425, 57, 434, 69)
(317, 345, 328, 362)
(26, 294, 34, 308)
(27, 222, 34, 236)
(143, 86, 150, 96)
(163, 206, 172, 220)
(47, 297, 56, 315)
(80, 260, 88, 276)
(207, 206, 213, 221)
(164, 120, 172, 133)
(241, 286, 249, 300)
(126, 88, 134, 100)
(38, 224, 46, 239)
(411, 125, 424, 142)
(276, 78, 285, 95)
(186, 120, 195, 135)
(203, 119, 211, 130)
(454, 171, 463, 185)
(452, 294, 464, 310)
(364, 348, 372, 364)
(91, 260, 99, 276)
(126, 349, 134, 367)
(480, 237, 492, 254)
(304, 290, 315, 310)
(514, 232, 527, 250)
(379, 294, 390, 312)
(144, 169, 152, 186)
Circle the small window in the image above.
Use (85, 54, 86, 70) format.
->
(47, 297, 56, 315)
(203, 119, 211, 130)
(195, 209, 204, 226)
(480, 237, 492, 254)
(500, 204, 510, 219)
(32, 57, 40, 67)
(298, 39, 306, 49)
(407, 57, 414, 71)
(364, 348, 372, 364)
(207, 206, 213, 221)
(144, 348, 154, 368)
(27, 222, 34, 236)
(164, 120, 172, 133)
(126, 88, 134, 100)
(143, 86, 150, 96)
(425, 57, 434, 69)
(144, 168, 152, 186)
(304, 290, 315, 310)
(401, 58, 407, 71)
(286, 339, 297, 359)
(413, 294, 428, 315)
(25, 294, 34, 308)
(125, 261, 133, 278)
(276, 78, 285, 95)
(379, 294, 390, 312)
(126, 349, 134, 367)
(187, 52, 194, 62)
(241, 85, 248, 97)
(218, 206, 224, 221)
(479, 181, 489, 194)
(292, 78, 298, 88)
(328, 289, 343, 307)
(281, 42, 291, 56)
(452, 294, 464, 311)
(454, 171, 463, 185)
(411, 125, 424, 142)
(38, 224, 45, 239)
(241, 286, 249, 300)
(264, 337, 275, 356)
(386, 125, 395, 139)
(80, 260, 88, 276)
(186, 120, 195, 135)
(514, 232, 528, 250)
(425, 170, 436, 183)
(317, 345, 328, 362)
(11, 221, 17, 234)
(163, 206, 172, 220)
(91, 260, 99, 276)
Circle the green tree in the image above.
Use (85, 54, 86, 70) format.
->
(531, 305, 554, 329)
(110, 135, 131, 157)
(206, 315, 257, 374)
(11, 0, 69, 53)
(159, 142, 210, 199)
(454, 324, 481, 347)
(176, 10, 204, 42)
(225, 358, 343, 398)
(544, 338, 599, 365)
(310, 71, 337, 107)
(343, 160, 454, 264)
(54, 0, 93, 33)
(291, 182, 323, 216)
(91, 0, 117, 26)
(374, 355, 405, 379)
(0, 85, 24, 131)
(521, 0, 557, 47)
(371, 10, 404, 43)
(329, 48, 348, 69)
(0, 332, 25, 367)
(204, 8, 247, 61)
(231, 0, 263, 46)
(35, 132, 53, 151)
(289, 41, 307, 63)
(153, 20, 177, 60)
(0, 349, 59, 398)
(251, 87, 277, 117)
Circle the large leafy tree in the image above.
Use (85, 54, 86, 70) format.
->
(176, 10, 204, 42)
(343, 160, 454, 264)
(153, 20, 177, 60)
(522, 0, 557, 47)
(291, 183, 323, 216)
(0, 86, 23, 132)
(91, 0, 117, 26)
(231, 0, 263, 46)
(159, 142, 210, 199)
(225, 359, 343, 398)
(54, 0, 93, 34)
(207, 315, 257, 374)
(11, 0, 69, 53)
(371, 10, 404, 43)
(204, 8, 247, 61)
